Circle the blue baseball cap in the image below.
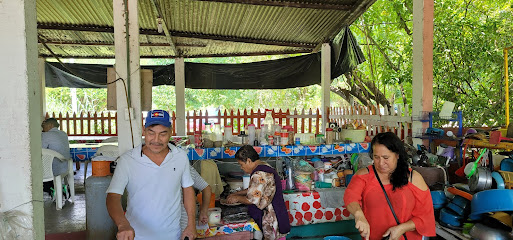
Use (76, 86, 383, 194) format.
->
(145, 110, 171, 128)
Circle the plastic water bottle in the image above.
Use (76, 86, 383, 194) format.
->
(248, 124, 256, 146)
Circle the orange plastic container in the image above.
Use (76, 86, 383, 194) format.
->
(92, 161, 112, 177)
(197, 192, 216, 208)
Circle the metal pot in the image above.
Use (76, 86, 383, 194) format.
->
(469, 167, 492, 192)
(469, 223, 513, 240)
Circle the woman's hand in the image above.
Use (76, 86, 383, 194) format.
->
(383, 220, 415, 240)
(353, 211, 370, 240)
(226, 194, 239, 204)
(382, 225, 405, 240)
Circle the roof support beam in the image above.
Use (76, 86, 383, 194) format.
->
(149, 0, 180, 55)
(37, 24, 316, 49)
(193, 0, 353, 10)
(39, 49, 312, 59)
(37, 41, 206, 48)
(317, 0, 377, 51)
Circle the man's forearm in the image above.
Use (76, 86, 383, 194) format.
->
(183, 186, 197, 227)
(201, 186, 212, 212)
(106, 193, 130, 227)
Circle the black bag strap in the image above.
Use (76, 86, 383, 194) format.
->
(372, 165, 408, 240)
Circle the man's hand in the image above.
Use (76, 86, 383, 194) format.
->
(116, 223, 135, 240)
(181, 225, 197, 240)
(199, 209, 208, 225)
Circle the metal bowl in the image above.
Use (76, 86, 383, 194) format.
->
(470, 190, 513, 220)
(469, 167, 492, 192)
(440, 208, 463, 227)
(500, 158, 513, 171)
(492, 171, 506, 189)
(469, 223, 513, 240)
(431, 190, 447, 208)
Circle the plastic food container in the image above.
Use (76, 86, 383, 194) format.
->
(340, 129, 366, 143)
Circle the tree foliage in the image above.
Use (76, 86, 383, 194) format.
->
(342, 0, 513, 126)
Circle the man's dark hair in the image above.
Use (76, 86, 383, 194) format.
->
(235, 145, 260, 162)
(44, 118, 60, 128)
(369, 132, 409, 190)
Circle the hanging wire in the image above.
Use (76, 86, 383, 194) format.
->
(107, 77, 135, 148)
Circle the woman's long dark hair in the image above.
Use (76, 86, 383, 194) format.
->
(369, 132, 409, 190)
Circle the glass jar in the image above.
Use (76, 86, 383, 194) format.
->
(316, 134, 325, 145)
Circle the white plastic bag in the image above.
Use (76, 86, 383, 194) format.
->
(0, 210, 32, 240)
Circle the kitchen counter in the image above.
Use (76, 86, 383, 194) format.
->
(284, 188, 353, 226)
(196, 219, 259, 239)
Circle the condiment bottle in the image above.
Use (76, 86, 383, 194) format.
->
(239, 131, 248, 145)
(280, 131, 289, 146)
(325, 128, 334, 145)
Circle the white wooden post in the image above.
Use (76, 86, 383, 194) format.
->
(175, 58, 186, 135)
(0, 0, 44, 238)
(321, 43, 331, 134)
(412, 0, 434, 147)
(114, 0, 142, 153)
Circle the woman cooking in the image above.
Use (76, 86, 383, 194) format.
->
(226, 145, 290, 240)
(344, 132, 436, 240)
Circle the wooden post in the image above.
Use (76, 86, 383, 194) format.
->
(412, 0, 434, 147)
(175, 58, 186, 136)
(321, 43, 331, 134)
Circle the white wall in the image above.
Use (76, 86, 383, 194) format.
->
(0, 0, 44, 239)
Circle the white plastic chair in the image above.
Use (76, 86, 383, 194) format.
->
(85, 145, 120, 183)
(42, 148, 75, 210)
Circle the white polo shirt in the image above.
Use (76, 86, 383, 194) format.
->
(107, 143, 194, 240)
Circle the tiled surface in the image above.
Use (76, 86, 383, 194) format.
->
(188, 143, 370, 160)
(284, 190, 353, 226)
(44, 162, 89, 234)
(71, 143, 370, 161)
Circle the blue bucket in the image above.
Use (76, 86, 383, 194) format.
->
(324, 237, 352, 240)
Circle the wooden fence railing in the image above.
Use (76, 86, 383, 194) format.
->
(46, 105, 412, 140)
(186, 109, 322, 135)
(328, 104, 412, 140)
(45, 111, 118, 137)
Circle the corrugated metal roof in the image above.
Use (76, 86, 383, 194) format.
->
(36, 0, 375, 58)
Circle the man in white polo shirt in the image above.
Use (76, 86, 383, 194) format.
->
(106, 110, 196, 240)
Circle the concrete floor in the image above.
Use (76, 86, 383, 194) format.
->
(44, 162, 89, 234)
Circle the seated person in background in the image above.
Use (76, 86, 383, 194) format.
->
(41, 118, 71, 196)
(180, 166, 212, 231)
(227, 145, 290, 240)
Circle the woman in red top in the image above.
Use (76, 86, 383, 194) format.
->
(344, 132, 436, 240)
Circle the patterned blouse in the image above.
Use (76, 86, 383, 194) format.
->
(247, 169, 287, 240)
